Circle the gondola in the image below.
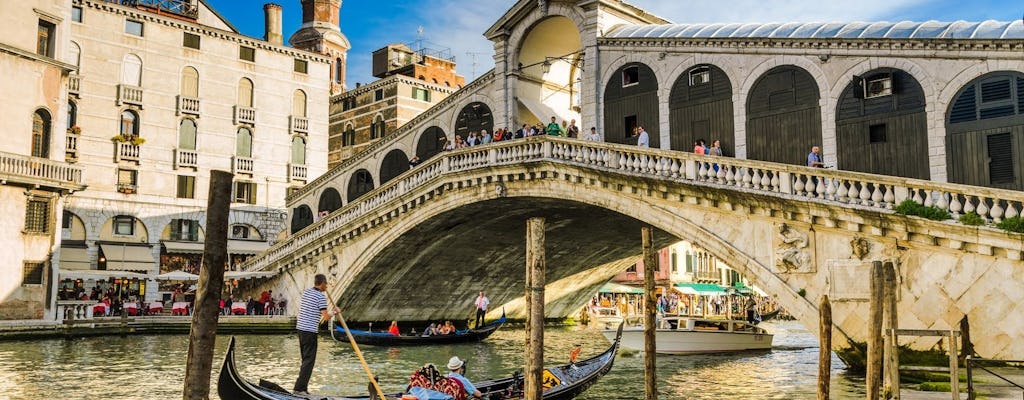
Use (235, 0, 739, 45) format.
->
(330, 313, 506, 346)
(217, 322, 624, 400)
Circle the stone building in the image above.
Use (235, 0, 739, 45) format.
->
(326, 43, 465, 172)
(0, 0, 340, 319)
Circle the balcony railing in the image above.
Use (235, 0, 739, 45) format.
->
(68, 75, 80, 97)
(115, 142, 140, 163)
(289, 115, 309, 134)
(117, 84, 144, 108)
(0, 150, 85, 191)
(288, 163, 307, 182)
(233, 105, 256, 125)
(117, 183, 137, 194)
(176, 95, 200, 116)
(174, 148, 197, 169)
(233, 156, 254, 174)
(65, 132, 80, 161)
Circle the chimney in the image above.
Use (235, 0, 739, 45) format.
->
(263, 3, 283, 45)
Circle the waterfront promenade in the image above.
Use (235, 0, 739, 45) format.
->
(0, 315, 295, 340)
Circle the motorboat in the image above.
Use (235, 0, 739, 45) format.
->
(602, 316, 772, 355)
(587, 306, 623, 329)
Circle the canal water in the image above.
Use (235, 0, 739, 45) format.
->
(0, 320, 866, 399)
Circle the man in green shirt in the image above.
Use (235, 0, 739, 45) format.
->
(545, 116, 563, 136)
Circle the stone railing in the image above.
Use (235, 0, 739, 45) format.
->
(56, 300, 95, 320)
(176, 95, 201, 116)
(242, 136, 1024, 273)
(288, 163, 307, 182)
(233, 156, 254, 174)
(115, 141, 140, 162)
(174, 148, 198, 169)
(289, 115, 309, 134)
(117, 84, 143, 107)
(0, 150, 85, 190)
(233, 105, 256, 125)
(65, 132, 79, 161)
(68, 74, 81, 97)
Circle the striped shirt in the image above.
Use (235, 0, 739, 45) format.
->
(296, 287, 328, 333)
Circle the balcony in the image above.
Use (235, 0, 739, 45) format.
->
(115, 142, 140, 163)
(232, 156, 254, 175)
(233, 105, 256, 125)
(288, 163, 307, 182)
(0, 150, 86, 192)
(117, 183, 137, 194)
(65, 132, 80, 162)
(176, 95, 201, 116)
(117, 84, 144, 108)
(174, 148, 197, 169)
(289, 115, 309, 134)
(68, 75, 80, 97)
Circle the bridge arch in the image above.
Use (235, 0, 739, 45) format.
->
(379, 149, 410, 184)
(603, 61, 660, 146)
(504, 2, 587, 83)
(416, 126, 447, 160)
(317, 187, 343, 214)
(744, 64, 823, 165)
(668, 63, 734, 154)
(453, 101, 494, 140)
(514, 15, 583, 126)
(290, 205, 313, 234)
(346, 169, 375, 202)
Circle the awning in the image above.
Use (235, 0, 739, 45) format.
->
(163, 241, 205, 254)
(673, 282, 726, 296)
(59, 247, 91, 270)
(155, 270, 200, 281)
(99, 243, 154, 272)
(227, 240, 269, 255)
(59, 269, 147, 281)
(517, 97, 580, 127)
(598, 282, 644, 294)
(224, 270, 275, 280)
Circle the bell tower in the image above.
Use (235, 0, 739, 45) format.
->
(290, 0, 350, 94)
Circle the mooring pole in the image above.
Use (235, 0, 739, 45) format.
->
(867, 261, 884, 400)
(642, 227, 658, 400)
(524, 217, 546, 400)
(882, 261, 900, 400)
(182, 170, 231, 400)
(818, 294, 832, 400)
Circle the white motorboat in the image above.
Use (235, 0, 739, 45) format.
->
(588, 306, 624, 329)
(602, 316, 773, 354)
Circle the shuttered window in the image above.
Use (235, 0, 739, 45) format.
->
(987, 133, 1014, 185)
(980, 79, 1011, 103)
(23, 262, 45, 285)
(949, 88, 977, 123)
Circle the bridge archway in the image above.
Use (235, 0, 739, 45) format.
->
(745, 65, 822, 165)
(514, 15, 582, 126)
(317, 188, 342, 214)
(290, 205, 313, 234)
(454, 102, 493, 140)
(379, 149, 410, 184)
(416, 126, 447, 161)
(945, 71, 1024, 191)
(669, 64, 734, 154)
(603, 62, 660, 146)
(347, 169, 375, 202)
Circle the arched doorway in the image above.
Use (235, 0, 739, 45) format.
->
(604, 62, 659, 146)
(946, 71, 1024, 190)
(347, 169, 375, 202)
(454, 102, 493, 140)
(669, 64, 733, 153)
(291, 205, 313, 234)
(515, 16, 582, 127)
(379, 149, 410, 184)
(416, 126, 447, 160)
(318, 188, 342, 214)
(836, 68, 929, 179)
(745, 65, 822, 165)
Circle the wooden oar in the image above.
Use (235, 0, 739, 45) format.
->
(334, 310, 388, 400)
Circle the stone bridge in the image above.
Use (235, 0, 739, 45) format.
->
(241, 136, 1024, 362)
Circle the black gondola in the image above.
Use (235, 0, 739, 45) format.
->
(217, 322, 624, 400)
(330, 313, 506, 347)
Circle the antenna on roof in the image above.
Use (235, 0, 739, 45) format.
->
(416, 26, 425, 53)
(466, 51, 487, 81)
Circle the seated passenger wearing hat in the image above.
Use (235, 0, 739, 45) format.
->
(446, 356, 482, 399)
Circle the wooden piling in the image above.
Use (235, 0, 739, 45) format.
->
(819, 294, 832, 400)
(183, 170, 231, 400)
(524, 218, 546, 400)
(642, 227, 658, 400)
(867, 261, 884, 400)
(882, 261, 900, 400)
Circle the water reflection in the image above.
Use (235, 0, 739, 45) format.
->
(0, 321, 864, 399)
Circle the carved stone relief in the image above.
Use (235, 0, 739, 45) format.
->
(850, 236, 871, 260)
(773, 222, 815, 273)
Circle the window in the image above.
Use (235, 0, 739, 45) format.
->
(232, 225, 250, 239)
(342, 125, 355, 147)
(293, 90, 307, 117)
(412, 87, 430, 101)
(864, 74, 893, 98)
(183, 32, 200, 50)
(62, 210, 73, 229)
(25, 197, 50, 233)
(334, 58, 343, 84)
(23, 262, 45, 285)
(113, 215, 135, 236)
(670, 252, 678, 274)
(171, 219, 199, 241)
(176, 175, 195, 199)
(117, 169, 138, 194)
(239, 46, 255, 62)
(294, 59, 308, 74)
(121, 54, 142, 86)
(234, 181, 256, 204)
(622, 66, 639, 87)
(120, 110, 139, 138)
(37, 20, 56, 57)
(685, 252, 693, 273)
(71, 6, 83, 23)
(237, 78, 254, 107)
(179, 119, 197, 150)
(988, 133, 1015, 185)
(291, 136, 306, 164)
(32, 109, 51, 158)
(181, 66, 199, 97)
(67, 101, 77, 131)
(125, 20, 144, 37)
(236, 127, 252, 157)
(869, 124, 887, 143)
(371, 116, 385, 139)
(688, 66, 710, 87)
(374, 89, 383, 101)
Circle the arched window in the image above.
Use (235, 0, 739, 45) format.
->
(121, 54, 142, 86)
(120, 110, 139, 138)
(342, 123, 355, 147)
(347, 169, 374, 202)
(236, 127, 252, 157)
(293, 90, 307, 117)
(32, 109, 51, 158)
(66, 101, 77, 130)
(237, 78, 253, 107)
(371, 115, 385, 139)
(179, 119, 197, 150)
(334, 57, 343, 84)
(67, 41, 81, 69)
(181, 66, 199, 97)
(291, 136, 306, 165)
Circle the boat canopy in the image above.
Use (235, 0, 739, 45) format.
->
(598, 282, 644, 294)
(673, 282, 726, 296)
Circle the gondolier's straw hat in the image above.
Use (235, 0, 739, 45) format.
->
(447, 356, 465, 370)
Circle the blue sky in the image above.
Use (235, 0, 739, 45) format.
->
(204, 0, 1022, 87)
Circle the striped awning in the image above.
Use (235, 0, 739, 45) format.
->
(59, 269, 147, 281)
(163, 241, 205, 254)
(99, 243, 154, 272)
(59, 247, 91, 270)
(227, 240, 269, 255)
(673, 282, 726, 296)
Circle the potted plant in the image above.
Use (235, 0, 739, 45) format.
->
(112, 134, 127, 142)
(130, 136, 146, 145)
(67, 125, 82, 135)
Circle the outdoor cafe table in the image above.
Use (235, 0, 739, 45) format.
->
(171, 302, 190, 315)
(148, 301, 164, 313)
(124, 302, 140, 316)
(93, 303, 109, 316)
(231, 301, 247, 315)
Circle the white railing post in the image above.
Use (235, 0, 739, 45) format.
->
(684, 159, 697, 180)
(542, 141, 553, 158)
(779, 172, 793, 195)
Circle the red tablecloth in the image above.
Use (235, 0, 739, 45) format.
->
(172, 302, 190, 316)
(93, 303, 109, 315)
(231, 301, 247, 315)
(148, 302, 164, 313)
(124, 302, 140, 316)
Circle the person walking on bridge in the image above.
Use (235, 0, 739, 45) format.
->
(474, 291, 489, 329)
(293, 273, 339, 396)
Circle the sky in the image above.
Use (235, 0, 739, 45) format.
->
(203, 0, 1022, 87)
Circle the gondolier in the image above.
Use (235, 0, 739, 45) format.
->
(474, 291, 489, 328)
(293, 273, 339, 396)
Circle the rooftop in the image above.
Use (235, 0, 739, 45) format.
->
(605, 20, 1024, 40)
